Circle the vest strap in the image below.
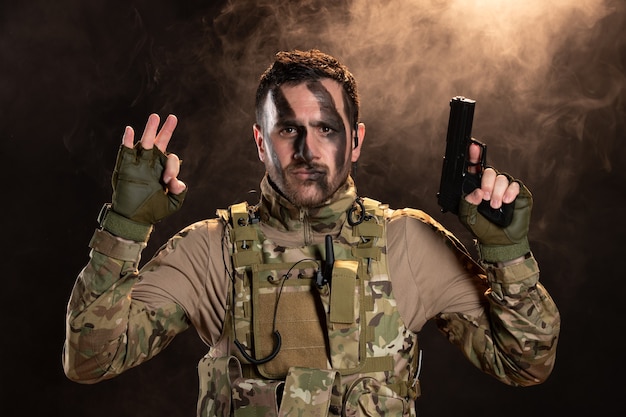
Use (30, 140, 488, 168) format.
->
(358, 355, 394, 374)
(352, 246, 381, 260)
(352, 221, 383, 238)
(229, 202, 262, 268)
(233, 250, 262, 268)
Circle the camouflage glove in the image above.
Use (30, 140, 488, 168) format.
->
(458, 174, 532, 263)
(99, 143, 187, 242)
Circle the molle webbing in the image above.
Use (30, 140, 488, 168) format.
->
(211, 197, 421, 417)
(227, 202, 263, 268)
(252, 260, 328, 378)
(224, 199, 395, 379)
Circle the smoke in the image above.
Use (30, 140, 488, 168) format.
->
(144, 0, 623, 222)
(8, 0, 620, 236)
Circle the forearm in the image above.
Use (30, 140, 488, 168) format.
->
(63, 229, 189, 383)
(436, 254, 560, 386)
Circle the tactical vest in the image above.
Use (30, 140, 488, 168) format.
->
(197, 197, 421, 417)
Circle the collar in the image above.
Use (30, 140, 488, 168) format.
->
(257, 173, 357, 235)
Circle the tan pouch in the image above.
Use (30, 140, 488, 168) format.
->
(252, 261, 328, 379)
(232, 377, 284, 417)
(344, 376, 410, 417)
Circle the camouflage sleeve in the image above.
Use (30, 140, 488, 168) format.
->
(63, 228, 190, 383)
(435, 254, 560, 386)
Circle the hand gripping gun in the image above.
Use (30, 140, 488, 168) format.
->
(437, 96, 514, 227)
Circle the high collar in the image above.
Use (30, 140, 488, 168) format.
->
(257, 174, 357, 236)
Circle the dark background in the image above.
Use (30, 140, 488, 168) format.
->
(2, 0, 625, 416)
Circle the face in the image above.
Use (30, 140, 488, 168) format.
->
(254, 78, 364, 208)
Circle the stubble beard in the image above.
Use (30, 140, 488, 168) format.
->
(269, 161, 350, 208)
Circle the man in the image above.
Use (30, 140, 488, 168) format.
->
(64, 49, 560, 417)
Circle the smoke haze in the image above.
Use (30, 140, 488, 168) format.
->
(1, 0, 624, 416)
(139, 0, 622, 219)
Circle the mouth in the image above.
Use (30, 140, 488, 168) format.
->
(289, 166, 326, 182)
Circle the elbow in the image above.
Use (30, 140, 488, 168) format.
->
(63, 369, 100, 385)
(528, 352, 559, 386)
(63, 361, 104, 384)
(62, 343, 110, 384)
(510, 337, 560, 387)
(515, 313, 561, 387)
(498, 361, 556, 388)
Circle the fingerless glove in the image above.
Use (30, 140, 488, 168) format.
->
(99, 143, 187, 242)
(458, 175, 532, 263)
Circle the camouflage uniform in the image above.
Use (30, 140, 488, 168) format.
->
(64, 175, 560, 416)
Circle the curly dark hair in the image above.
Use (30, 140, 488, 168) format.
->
(255, 49, 360, 128)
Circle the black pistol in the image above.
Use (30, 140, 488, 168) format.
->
(437, 96, 514, 227)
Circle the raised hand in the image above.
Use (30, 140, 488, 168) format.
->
(458, 142, 532, 264)
(121, 113, 186, 195)
(463, 142, 518, 209)
(101, 114, 188, 241)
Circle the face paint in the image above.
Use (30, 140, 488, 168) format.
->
(306, 81, 348, 174)
(259, 79, 354, 208)
(264, 89, 292, 173)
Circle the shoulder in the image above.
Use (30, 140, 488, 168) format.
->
(162, 218, 226, 254)
(177, 218, 225, 237)
(173, 218, 224, 239)
(388, 207, 448, 232)
(386, 208, 475, 263)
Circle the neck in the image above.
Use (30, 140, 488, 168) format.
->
(258, 174, 357, 232)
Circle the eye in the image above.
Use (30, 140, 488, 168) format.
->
(319, 126, 336, 136)
(279, 127, 298, 138)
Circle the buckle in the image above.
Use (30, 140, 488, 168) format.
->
(97, 203, 112, 226)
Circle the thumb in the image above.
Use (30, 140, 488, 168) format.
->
(162, 152, 186, 194)
(168, 178, 187, 195)
(464, 187, 484, 206)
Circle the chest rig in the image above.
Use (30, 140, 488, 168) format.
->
(197, 198, 421, 417)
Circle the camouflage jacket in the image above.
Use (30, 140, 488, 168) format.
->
(64, 175, 560, 416)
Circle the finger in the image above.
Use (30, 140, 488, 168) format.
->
(502, 180, 520, 204)
(480, 167, 497, 201)
(489, 174, 510, 209)
(163, 152, 186, 195)
(162, 152, 180, 183)
(155, 114, 178, 153)
(121, 126, 135, 149)
(467, 142, 482, 174)
(140, 113, 161, 150)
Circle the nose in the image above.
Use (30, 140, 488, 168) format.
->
(293, 128, 315, 162)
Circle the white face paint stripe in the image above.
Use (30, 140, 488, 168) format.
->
(261, 90, 282, 169)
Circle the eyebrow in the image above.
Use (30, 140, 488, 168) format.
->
(268, 81, 348, 135)
(306, 81, 346, 132)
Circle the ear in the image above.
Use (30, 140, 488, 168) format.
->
(350, 122, 366, 162)
(253, 123, 265, 162)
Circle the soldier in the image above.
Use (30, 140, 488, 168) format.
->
(63, 49, 560, 417)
